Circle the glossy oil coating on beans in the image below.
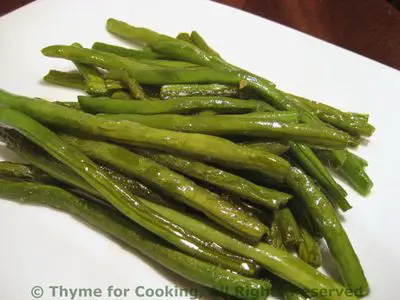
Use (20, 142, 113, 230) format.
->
(60, 134, 266, 241)
(0, 90, 291, 182)
(0, 108, 258, 275)
(135, 148, 293, 209)
(108, 17, 351, 213)
(99, 113, 349, 149)
(0, 179, 270, 300)
(287, 167, 368, 295)
(79, 96, 274, 114)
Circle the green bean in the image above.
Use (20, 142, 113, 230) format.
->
(61, 134, 266, 241)
(268, 218, 286, 250)
(110, 90, 132, 100)
(197, 110, 218, 116)
(104, 78, 126, 90)
(239, 141, 290, 156)
(137, 199, 356, 300)
(190, 31, 221, 58)
(0, 153, 172, 209)
(43, 70, 86, 90)
(317, 150, 373, 196)
(134, 148, 293, 209)
(0, 179, 269, 300)
(287, 167, 368, 295)
(274, 208, 302, 247)
(105, 19, 256, 79)
(54, 101, 81, 110)
(176, 32, 193, 43)
(288, 94, 375, 137)
(0, 161, 55, 183)
(79, 96, 273, 114)
(71, 43, 108, 95)
(160, 84, 239, 99)
(42, 45, 239, 85)
(92, 41, 163, 59)
(43, 70, 125, 93)
(297, 227, 322, 268)
(0, 155, 259, 276)
(99, 113, 349, 149)
(0, 89, 290, 182)
(118, 70, 146, 99)
(289, 143, 351, 211)
(0, 108, 256, 276)
(100, 111, 297, 123)
(137, 59, 199, 69)
(0, 128, 96, 196)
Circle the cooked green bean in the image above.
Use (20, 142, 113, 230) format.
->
(44, 70, 125, 92)
(42, 45, 239, 85)
(0, 179, 269, 300)
(99, 113, 349, 149)
(137, 199, 356, 300)
(297, 227, 322, 268)
(190, 31, 221, 58)
(239, 141, 290, 156)
(160, 84, 239, 99)
(274, 208, 302, 247)
(61, 134, 266, 241)
(289, 143, 351, 211)
(111, 90, 132, 100)
(54, 101, 81, 110)
(79, 96, 274, 114)
(0, 161, 55, 183)
(287, 167, 368, 295)
(101, 111, 297, 122)
(92, 41, 163, 59)
(288, 94, 375, 137)
(134, 148, 293, 209)
(71, 43, 108, 95)
(0, 90, 291, 182)
(176, 32, 193, 43)
(317, 150, 373, 196)
(43, 70, 86, 90)
(118, 70, 146, 99)
(0, 108, 256, 275)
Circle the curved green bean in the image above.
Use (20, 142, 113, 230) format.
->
(143, 200, 357, 300)
(71, 43, 108, 95)
(0, 179, 269, 300)
(134, 148, 293, 209)
(60, 135, 266, 241)
(287, 167, 368, 295)
(0, 108, 256, 276)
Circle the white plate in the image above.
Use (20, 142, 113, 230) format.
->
(0, 0, 399, 299)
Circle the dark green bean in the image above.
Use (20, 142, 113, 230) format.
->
(98, 113, 349, 149)
(160, 84, 239, 99)
(134, 148, 293, 209)
(287, 167, 368, 295)
(60, 134, 266, 241)
(71, 43, 108, 95)
(0, 179, 269, 300)
(79, 96, 274, 114)
(0, 108, 256, 276)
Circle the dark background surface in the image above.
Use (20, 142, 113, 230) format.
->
(1, 0, 400, 69)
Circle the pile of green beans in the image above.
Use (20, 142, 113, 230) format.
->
(0, 18, 376, 300)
